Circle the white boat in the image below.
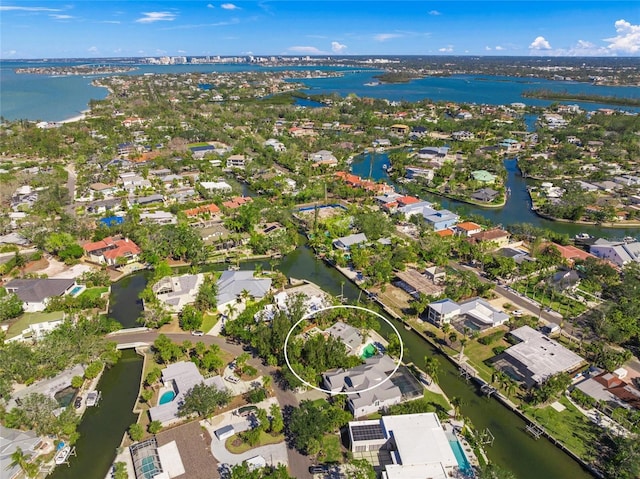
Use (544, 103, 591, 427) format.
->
(54, 446, 71, 465)
(86, 391, 100, 407)
(382, 164, 388, 170)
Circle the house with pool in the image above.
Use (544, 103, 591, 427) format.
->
(149, 361, 226, 425)
(4, 278, 77, 312)
(348, 412, 474, 479)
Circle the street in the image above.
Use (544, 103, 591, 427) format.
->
(110, 330, 314, 478)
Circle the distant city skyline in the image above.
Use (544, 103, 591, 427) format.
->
(1, 1, 639, 59)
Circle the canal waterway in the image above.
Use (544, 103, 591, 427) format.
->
(48, 349, 142, 479)
(351, 151, 640, 240)
(105, 240, 592, 478)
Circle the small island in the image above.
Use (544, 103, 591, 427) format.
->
(15, 65, 139, 76)
(373, 71, 423, 83)
(522, 89, 640, 107)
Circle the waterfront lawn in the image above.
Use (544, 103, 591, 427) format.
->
(523, 396, 600, 459)
(463, 340, 508, 383)
(79, 286, 109, 301)
(320, 434, 343, 463)
(201, 312, 219, 334)
(422, 389, 451, 412)
(225, 431, 285, 454)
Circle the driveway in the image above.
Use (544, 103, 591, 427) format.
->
(202, 397, 288, 467)
(111, 330, 314, 478)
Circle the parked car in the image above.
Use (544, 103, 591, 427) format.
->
(191, 330, 204, 336)
(225, 375, 240, 384)
(512, 310, 523, 317)
(309, 464, 329, 474)
(74, 396, 82, 409)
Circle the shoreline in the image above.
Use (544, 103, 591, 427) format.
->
(532, 209, 640, 229)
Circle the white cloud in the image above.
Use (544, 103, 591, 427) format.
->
(207, 3, 215, 8)
(99, 20, 121, 24)
(495, 45, 505, 51)
(3, 49, 18, 56)
(88, 46, 99, 53)
(485, 46, 492, 51)
(221, 3, 240, 10)
(50, 14, 73, 20)
(529, 36, 552, 50)
(438, 45, 453, 52)
(331, 41, 347, 54)
(178, 49, 187, 53)
(428, 10, 441, 16)
(136, 12, 176, 24)
(287, 46, 324, 54)
(605, 19, 640, 54)
(374, 33, 403, 42)
(0, 6, 61, 11)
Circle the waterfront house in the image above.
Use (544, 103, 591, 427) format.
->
(394, 269, 444, 299)
(152, 274, 205, 313)
(226, 154, 250, 169)
(2, 311, 66, 342)
(405, 167, 435, 181)
(574, 370, 640, 411)
(455, 221, 483, 237)
(1, 426, 45, 479)
(426, 297, 509, 330)
(323, 355, 402, 417)
(468, 228, 510, 250)
(5, 278, 75, 313)
(199, 180, 232, 193)
(590, 239, 640, 268)
(148, 361, 226, 425)
(471, 170, 497, 184)
(423, 209, 459, 232)
(471, 188, 499, 203)
(325, 321, 363, 354)
(348, 413, 458, 479)
(216, 270, 272, 313)
(333, 233, 368, 251)
(82, 236, 141, 266)
(494, 326, 585, 387)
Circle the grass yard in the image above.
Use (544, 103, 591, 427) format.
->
(523, 396, 600, 459)
(320, 434, 343, 463)
(422, 389, 451, 412)
(79, 286, 109, 300)
(225, 431, 285, 454)
(511, 280, 587, 317)
(201, 312, 219, 333)
(462, 340, 508, 382)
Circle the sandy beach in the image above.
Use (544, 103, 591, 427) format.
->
(58, 109, 90, 124)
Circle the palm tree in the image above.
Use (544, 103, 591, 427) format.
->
(9, 447, 38, 478)
(424, 355, 440, 385)
(450, 396, 464, 420)
(224, 302, 237, 321)
(262, 374, 272, 391)
(239, 288, 252, 305)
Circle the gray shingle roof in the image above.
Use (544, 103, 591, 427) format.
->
(5, 278, 75, 303)
(216, 270, 272, 306)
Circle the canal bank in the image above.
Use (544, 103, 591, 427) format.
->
(220, 244, 593, 479)
(48, 349, 143, 479)
(99, 241, 594, 478)
(351, 153, 640, 240)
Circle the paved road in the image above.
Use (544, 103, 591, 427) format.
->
(64, 163, 77, 215)
(449, 262, 582, 336)
(110, 330, 313, 478)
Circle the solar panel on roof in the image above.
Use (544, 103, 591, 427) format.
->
(351, 424, 385, 441)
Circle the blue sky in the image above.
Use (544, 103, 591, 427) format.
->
(1, 1, 639, 59)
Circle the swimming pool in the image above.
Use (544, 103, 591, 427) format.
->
(360, 343, 377, 359)
(449, 439, 473, 475)
(158, 391, 175, 405)
(70, 285, 85, 297)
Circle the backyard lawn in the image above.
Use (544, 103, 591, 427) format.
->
(201, 312, 219, 333)
(523, 396, 600, 459)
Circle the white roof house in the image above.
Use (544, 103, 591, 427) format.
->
(333, 233, 368, 250)
(254, 282, 329, 322)
(426, 297, 509, 329)
(502, 326, 585, 386)
(325, 321, 363, 354)
(590, 240, 640, 268)
(216, 270, 272, 311)
(348, 413, 458, 479)
(199, 181, 233, 193)
(148, 361, 226, 425)
(152, 274, 205, 312)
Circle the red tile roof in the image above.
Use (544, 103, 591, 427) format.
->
(222, 196, 253, 209)
(184, 203, 221, 217)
